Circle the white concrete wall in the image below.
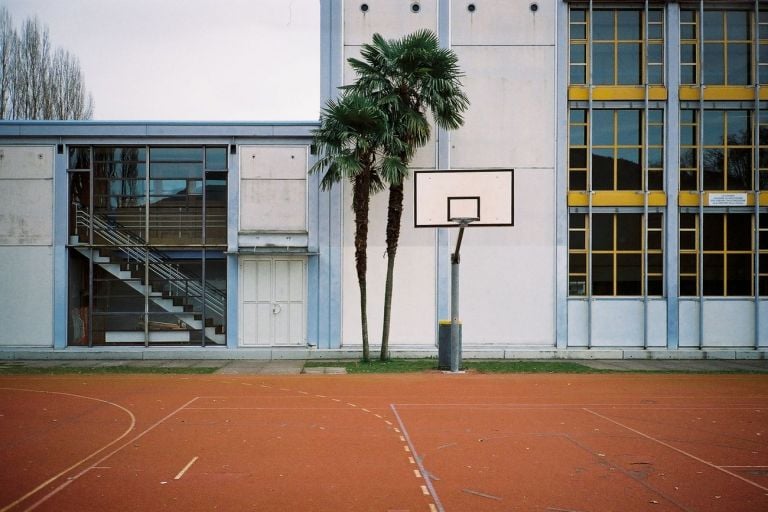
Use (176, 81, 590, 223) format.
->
(680, 299, 758, 348)
(239, 146, 308, 233)
(339, 0, 558, 347)
(0, 146, 54, 346)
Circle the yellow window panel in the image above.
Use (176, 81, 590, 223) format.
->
(679, 86, 757, 101)
(568, 86, 667, 101)
(568, 191, 667, 206)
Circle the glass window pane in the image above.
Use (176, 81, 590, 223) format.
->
(726, 111, 749, 140)
(571, 24, 586, 40)
(570, 253, 587, 274)
(680, 170, 697, 191)
(570, 66, 586, 85)
(703, 11, 724, 41)
(570, 148, 587, 168)
(570, 125, 586, 146)
(570, 9, 586, 23)
(727, 43, 751, 85)
(616, 149, 642, 190)
(703, 43, 725, 84)
(68, 147, 90, 169)
(680, 147, 697, 167)
(592, 214, 614, 251)
(592, 253, 614, 295)
(648, 253, 663, 274)
(570, 170, 587, 191)
(569, 276, 587, 296)
(703, 149, 725, 190)
(648, 25, 662, 40)
(593, 44, 615, 84)
(727, 148, 752, 190)
(703, 111, 724, 145)
(648, 44, 663, 64)
(648, 231, 662, 250)
(703, 214, 725, 251)
(570, 109, 586, 123)
(150, 147, 203, 162)
(726, 11, 749, 40)
(680, 276, 698, 296)
(569, 230, 585, 250)
(648, 148, 663, 169)
(702, 254, 725, 295)
(680, 10, 695, 24)
(681, 65, 696, 84)
(680, 109, 695, 124)
(648, 10, 662, 24)
(680, 231, 697, 251)
(571, 44, 586, 64)
(727, 214, 752, 251)
(616, 254, 642, 295)
(681, 213, 696, 230)
(681, 44, 696, 64)
(592, 110, 614, 146)
(681, 24, 696, 40)
(617, 43, 641, 84)
(570, 213, 586, 229)
(592, 148, 615, 190)
(680, 253, 697, 274)
(648, 276, 663, 296)
(150, 162, 203, 179)
(593, 11, 614, 41)
(616, 214, 641, 250)
(727, 254, 752, 296)
(205, 147, 228, 170)
(617, 10, 640, 40)
(648, 109, 663, 125)
(649, 125, 664, 146)
(617, 110, 640, 145)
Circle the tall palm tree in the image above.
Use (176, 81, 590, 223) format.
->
(310, 91, 406, 362)
(347, 30, 469, 361)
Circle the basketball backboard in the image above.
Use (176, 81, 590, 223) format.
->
(414, 169, 514, 228)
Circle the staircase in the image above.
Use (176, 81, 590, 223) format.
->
(73, 204, 226, 345)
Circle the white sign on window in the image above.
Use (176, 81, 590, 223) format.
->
(708, 193, 748, 207)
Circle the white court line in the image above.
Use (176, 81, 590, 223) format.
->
(392, 403, 767, 409)
(174, 456, 199, 480)
(0, 388, 136, 512)
(23, 397, 200, 512)
(584, 408, 768, 493)
(390, 404, 445, 512)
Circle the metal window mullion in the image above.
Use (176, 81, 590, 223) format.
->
(87, 147, 94, 347)
(202, 163, 207, 348)
(144, 145, 150, 347)
(643, 0, 650, 349)
(588, 0, 594, 349)
(697, 0, 705, 349)
(755, 0, 762, 349)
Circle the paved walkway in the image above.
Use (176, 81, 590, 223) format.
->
(1, 358, 768, 374)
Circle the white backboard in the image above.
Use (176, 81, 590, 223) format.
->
(414, 169, 514, 227)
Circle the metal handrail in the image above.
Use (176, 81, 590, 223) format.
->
(75, 204, 226, 320)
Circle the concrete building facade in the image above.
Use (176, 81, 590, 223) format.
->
(0, 0, 766, 358)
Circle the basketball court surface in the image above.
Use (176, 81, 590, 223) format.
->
(2, 372, 767, 511)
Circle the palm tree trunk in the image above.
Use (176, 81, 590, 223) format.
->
(353, 173, 371, 362)
(380, 181, 404, 361)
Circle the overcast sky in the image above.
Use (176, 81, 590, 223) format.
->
(4, 0, 321, 121)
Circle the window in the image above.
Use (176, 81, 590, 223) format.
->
(568, 108, 664, 191)
(680, 109, 757, 191)
(679, 212, 755, 297)
(761, 213, 768, 295)
(569, 212, 663, 297)
(681, 9, 754, 85)
(569, 8, 664, 86)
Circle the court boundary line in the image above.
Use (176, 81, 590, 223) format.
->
(21, 397, 199, 512)
(391, 404, 445, 512)
(0, 388, 137, 512)
(583, 407, 768, 493)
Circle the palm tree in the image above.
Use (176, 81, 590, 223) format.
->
(310, 91, 406, 362)
(347, 30, 469, 361)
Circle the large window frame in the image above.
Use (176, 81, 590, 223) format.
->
(569, 211, 663, 297)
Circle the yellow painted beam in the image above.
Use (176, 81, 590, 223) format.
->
(679, 86, 758, 101)
(568, 191, 667, 206)
(568, 86, 667, 101)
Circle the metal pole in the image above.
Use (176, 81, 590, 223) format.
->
(450, 223, 468, 373)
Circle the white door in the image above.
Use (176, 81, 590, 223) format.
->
(241, 257, 306, 346)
